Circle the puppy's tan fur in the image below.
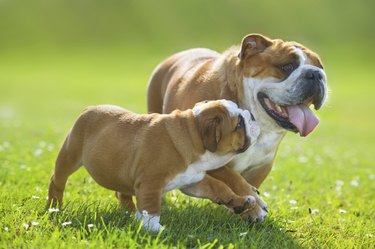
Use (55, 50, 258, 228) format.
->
(48, 101, 260, 227)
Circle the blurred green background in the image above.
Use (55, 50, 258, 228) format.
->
(0, 0, 374, 173)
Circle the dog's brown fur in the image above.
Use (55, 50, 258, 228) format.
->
(147, 34, 325, 219)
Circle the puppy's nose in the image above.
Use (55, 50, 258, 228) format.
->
(250, 112, 255, 121)
(304, 69, 323, 81)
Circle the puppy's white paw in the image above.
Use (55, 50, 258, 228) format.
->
(136, 211, 164, 232)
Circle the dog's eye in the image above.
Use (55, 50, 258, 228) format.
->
(236, 115, 245, 130)
(280, 63, 297, 74)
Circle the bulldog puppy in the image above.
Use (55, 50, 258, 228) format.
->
(147, 34, 328, 219)
(47, 100, 264, 232)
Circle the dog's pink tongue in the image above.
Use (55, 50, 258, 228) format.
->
(287, 104, 319, 137)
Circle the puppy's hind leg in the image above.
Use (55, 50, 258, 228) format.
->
(115, 192, 136, 212)
(134, 179, 165, 232)
(47, 134, 82, 208)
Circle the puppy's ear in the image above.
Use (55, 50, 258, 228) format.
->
(238, 34, 273, 60)
(201, 117, 221, 153)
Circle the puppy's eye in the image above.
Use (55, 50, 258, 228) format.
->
(236, 115, 245, 130)
(280, 63, 297, 75)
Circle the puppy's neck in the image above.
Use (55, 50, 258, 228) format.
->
(163, 110, 206, 164)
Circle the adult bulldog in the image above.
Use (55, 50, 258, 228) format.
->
(147, 34, 327, 216)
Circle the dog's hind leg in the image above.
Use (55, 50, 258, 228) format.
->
(47, 134, 82, 208)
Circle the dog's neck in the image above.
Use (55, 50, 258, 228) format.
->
(210, 46, 243, 102)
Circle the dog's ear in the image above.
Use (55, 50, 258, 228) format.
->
(197, 110, 223, 153)
(238, 34, 273, 60)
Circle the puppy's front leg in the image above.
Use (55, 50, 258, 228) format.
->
(134, 180, 164, 232)
(181, 175, 255, 214)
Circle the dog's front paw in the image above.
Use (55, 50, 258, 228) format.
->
(240, 190, 268, 222)
(222, 194, 257, 214)
(232, 195, 257, 214)
(136, 211, 164, 232)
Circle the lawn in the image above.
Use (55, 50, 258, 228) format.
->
(0, 1, 374, 248)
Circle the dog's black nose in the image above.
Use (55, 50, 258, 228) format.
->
(304, 69, 323, 81)
(299, 69, 325, 110)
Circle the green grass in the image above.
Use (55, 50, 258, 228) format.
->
(0, 47, 374, 248)
(1, 1, 375, 248)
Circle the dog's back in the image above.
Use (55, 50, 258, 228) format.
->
(147, 48, 220, 114)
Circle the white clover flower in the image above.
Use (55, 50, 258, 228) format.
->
(239, 232, 248, 238)
(338, 209, 347, 214)
(336, 180, 344, 187)
(311, 209, 320, 214)
(34, 149, 43, 156)
(289, 200, 297, 205)
(298, 156, 308, 163)
(47, 144, 55, 151)
(350, 178, 359, 187)
(335, 180, 344, 191)
(48, 208, 60, 213)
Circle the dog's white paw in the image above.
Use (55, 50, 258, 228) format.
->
(244, 195, 256, 205)
(240, 193, 268, 222)
(136, 211, 164, 232)
(256, 195, 268, 212)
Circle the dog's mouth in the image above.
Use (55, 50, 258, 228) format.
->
(257, 92, 320, 137)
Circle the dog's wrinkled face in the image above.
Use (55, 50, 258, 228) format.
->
(193, 100, 260, 155)
(239, 34, 328, 136)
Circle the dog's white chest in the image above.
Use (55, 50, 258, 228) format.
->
(164, 151, 233, 192)
(232, 132, 283, 173)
